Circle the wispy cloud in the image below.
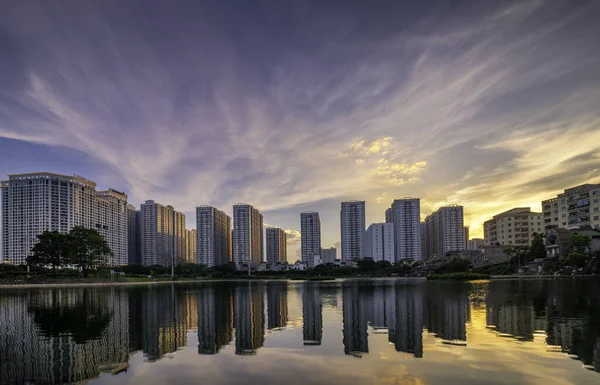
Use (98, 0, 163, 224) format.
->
(0, 0, 599, 249)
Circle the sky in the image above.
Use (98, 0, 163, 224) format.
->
(1, 0, 599, 261)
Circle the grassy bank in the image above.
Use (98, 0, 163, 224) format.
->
(427, 272, 490, 281)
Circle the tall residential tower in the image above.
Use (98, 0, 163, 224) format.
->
(140, 200, 185, 266)
(386, 198, 422, 261)
(266, 227, 287, 265)
(300, 212, 321, 268)
(233, 204, 263, 264)
(340, 201, 366, 262)
(422, 205, 465, 261)
(196, 206, 232, 267)
(1, 172, 128, 266)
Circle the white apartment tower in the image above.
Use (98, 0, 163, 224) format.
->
(233, 204, 263, 264)
(340, 201, 366, 262)
(542, 184, 600, 230)
(0, 172, 127, 266)
(386, 198, 422, 261)
(422, 205, 465, 261)
(140, 200, 185, 266)
(196, 206, 232, 267)
(320, 247, 336, 264)
(95, 189, 129, 266)
(300, 212, 321, 268)
(483, 207, 543, 246)
(266, 227, 287, 265)
(364, 223, 394, 263)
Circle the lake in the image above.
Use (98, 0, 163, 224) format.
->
(1, 278, 600, 385)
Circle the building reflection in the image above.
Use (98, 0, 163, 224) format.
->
(197, 284, 234, 354)
(302, 283, 323, 345)
(424, 284, 469, 344)
(234, 283, 265, 355)
(485, 279, 600, 371)
(267, 282, 288, 330)
(4, 278, 600, 382)
(342, 283, 369, 356)
(0, 288, 129, 385)
(389, 285, 423, 357)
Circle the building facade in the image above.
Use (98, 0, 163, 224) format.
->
(542, 184, 600, 230)
(386, 198, 422, 261)
(300, 212, 321, 268)
(1, 172, 127, 266)
(266, 227, 287, 265)
(340, 201, 366, 262)
(196, 206, 232, 267)
(140, 200, 185, 266)
(127, 204, 141, 264)
(185, 229, 197, 264)
(422, 205, 465, 261)
(320, 247, 337, 264)
(483, 207, 543, 247)
(364, 223, 395, 263)
(466, 238, 485, 250)
(95, 189, 129, 266)
(232, 204, 263, 264)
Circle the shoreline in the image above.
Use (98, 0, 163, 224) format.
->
(2, 275, 593, 289)
(0, 276, 428, 289)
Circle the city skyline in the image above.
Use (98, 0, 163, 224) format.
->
(1, 1, 599, 262)
(2, 170, 599, 265)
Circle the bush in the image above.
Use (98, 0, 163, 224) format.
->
(427, 272, 490, 280)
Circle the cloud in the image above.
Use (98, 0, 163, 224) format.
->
(0, 0, 599, 245)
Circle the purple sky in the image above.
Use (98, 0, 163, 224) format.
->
(1, 1, 599, 260)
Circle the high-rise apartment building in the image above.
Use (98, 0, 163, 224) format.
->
(466, 238, 485, 250)
(196, 206, 232, 267)
(174, 211, 186, 264)
(364, 223, 395, 263)
(320, 247, 337, 264)
(386, 198, 422, 261)
(140, 200, 185, 266)
(300, 212, 321, 268)
(340, 201, 366, 262)
(422, 205, 465, 261)
(266, 227, 287, 265)
(464, 226, 469, 250)
(0, 172, 127, 266)
(483, 208, 543, 246)
(233, 204, 263, 264)
(542, 184, 600, 230)
(127, 204, 141, 264)
(95, 189, 129, 266)
(185, 229, 197, 263)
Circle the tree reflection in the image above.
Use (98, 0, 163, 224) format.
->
(29, 289, 112, 345)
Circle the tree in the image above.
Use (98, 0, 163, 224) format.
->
(27, 231, 69, 276)
(504, 246, 529, 267)
(529, 233, 546, 260)
(435, 258, 471, 274)
(357, 258, 376, 272)
(66, 226, 112, 278)
(569, 234, 591, 254)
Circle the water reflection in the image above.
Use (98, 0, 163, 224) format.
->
(1, 278, 600, 384)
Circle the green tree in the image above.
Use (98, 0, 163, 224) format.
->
(357, 258, 376, 273)
(569, 234, 591, 254)
(435, 258, 471, 274)
(67, 226, 112, 278)
(27, 231, 69, 276)
(504, 246, 530, 267)
(529, 233, 546, 260)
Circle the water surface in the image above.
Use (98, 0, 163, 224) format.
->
(1, 278, 600, 385)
